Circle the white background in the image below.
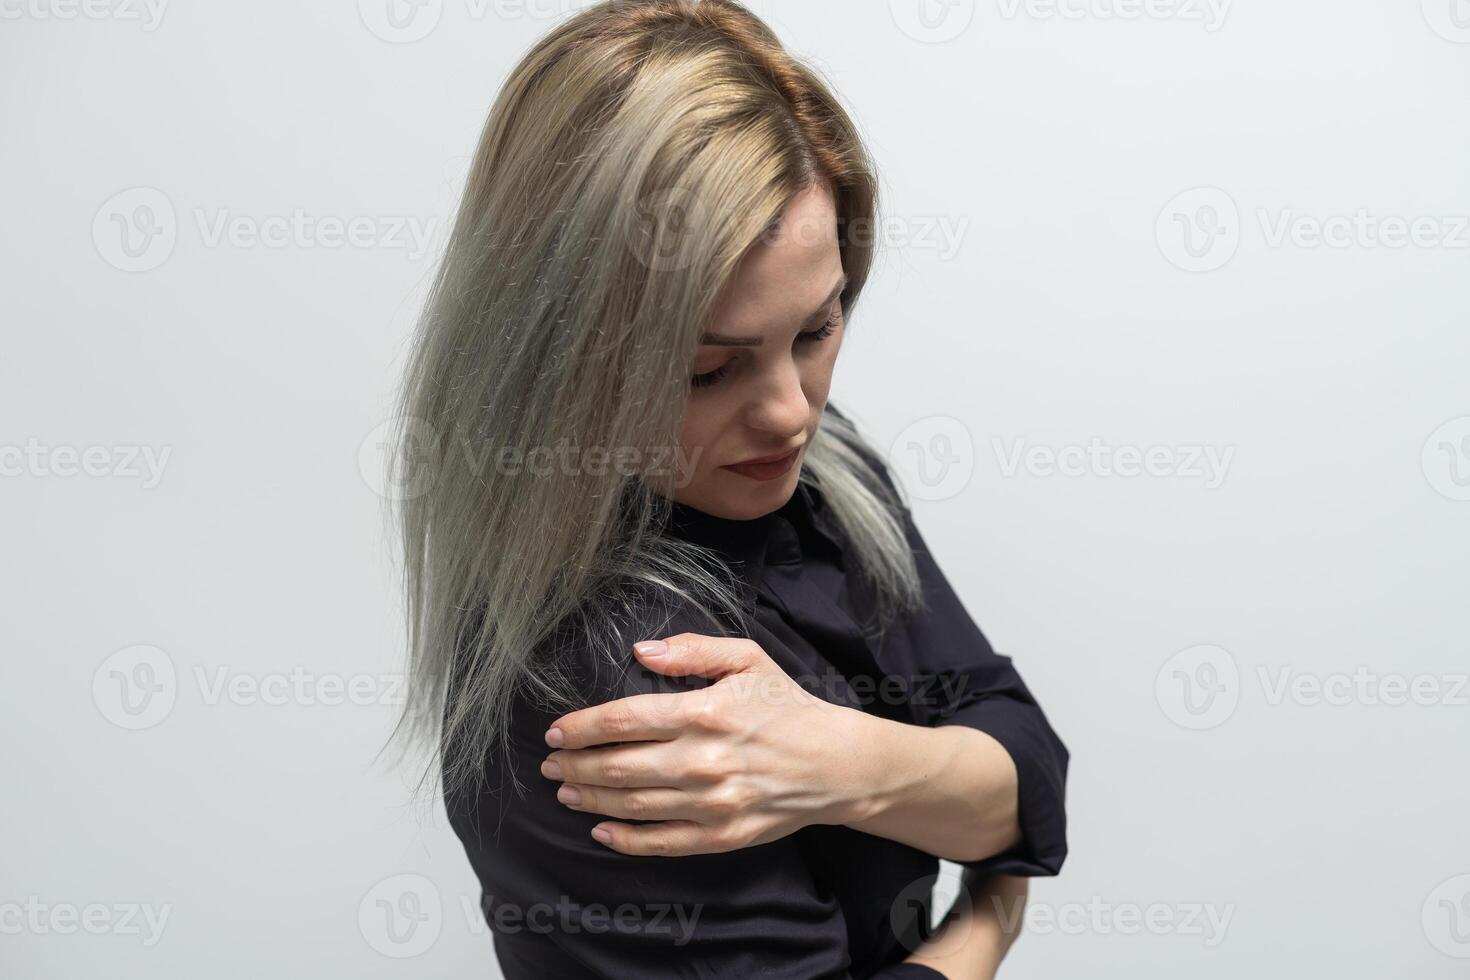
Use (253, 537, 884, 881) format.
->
(2, 0, 1468, 976)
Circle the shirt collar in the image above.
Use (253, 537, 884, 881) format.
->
(663, 479, 835, 598)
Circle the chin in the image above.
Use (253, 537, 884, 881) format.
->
(684, 466, 801, 519)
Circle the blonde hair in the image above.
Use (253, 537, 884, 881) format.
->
(389, 0, 922, 799)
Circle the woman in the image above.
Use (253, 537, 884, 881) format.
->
(390, 2, 1069, 976)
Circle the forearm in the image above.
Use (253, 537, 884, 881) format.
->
(905, 872, 1029, 980)
(832, 706, 1021, 864)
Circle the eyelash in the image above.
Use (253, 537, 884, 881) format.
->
(690, 309, 842, 390)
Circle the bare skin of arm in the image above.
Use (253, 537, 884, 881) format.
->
(905, 872, 1029, 980)
(837, 710, 1023, 864)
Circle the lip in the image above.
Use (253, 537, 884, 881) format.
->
(722, 445, 802, 482)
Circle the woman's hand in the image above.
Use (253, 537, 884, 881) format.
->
(540, 632, 872, 856)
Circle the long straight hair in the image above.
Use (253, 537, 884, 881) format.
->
(389, 0, 922, 800)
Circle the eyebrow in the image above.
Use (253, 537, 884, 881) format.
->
(699, 274, 848, 347)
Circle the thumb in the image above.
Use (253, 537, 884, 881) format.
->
(632, 632, 769, 680)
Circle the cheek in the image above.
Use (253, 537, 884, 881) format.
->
(677, 398, 718, 468)
(802, 334, 843, 400)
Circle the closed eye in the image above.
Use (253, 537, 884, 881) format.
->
(690, 306, 843, 390)
(798, 307, 842, 343)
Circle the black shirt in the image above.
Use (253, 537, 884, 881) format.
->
(447, 427, 1070, 979)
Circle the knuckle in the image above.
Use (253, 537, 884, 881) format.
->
(621, 791, 648, 819)
(709, 824, 742, 853)
(688, 692, 724, 731)
(696, 744, 733, 780)
(704, 785, 741, 818)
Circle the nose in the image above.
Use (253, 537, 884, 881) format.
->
(742, 353, 809, 441)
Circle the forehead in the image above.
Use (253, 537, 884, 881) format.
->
(713, 183, 842, 331)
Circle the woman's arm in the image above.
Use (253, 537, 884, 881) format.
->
(904, 872, 1029, 980)
(547, 627, 1062, 875)
(835, 709, 1023, 864)
(546, 447, 1068, 875)
(455, 604, 944, 979)
(853, 441, 1072, 881)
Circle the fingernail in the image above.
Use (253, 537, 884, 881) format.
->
(540, 759, 561, 779)
(544, 727, 564, 747)
(591, 826, 612, 844)
(557, 784, 581, 805)
(634, 639, 668, 657)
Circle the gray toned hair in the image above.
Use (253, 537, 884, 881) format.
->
(387, 0, 922, 799)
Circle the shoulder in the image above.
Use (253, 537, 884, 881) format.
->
(537, 581, 731, 707)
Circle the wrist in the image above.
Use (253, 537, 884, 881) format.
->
(821, 704, 921, 826)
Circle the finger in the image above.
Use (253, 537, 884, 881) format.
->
(633, 632, 768, 680)
(590, 819, 735, 857)
(557, 784, 701, 823)
(547, 691, 694, 749)
(544, 742, 690, 789)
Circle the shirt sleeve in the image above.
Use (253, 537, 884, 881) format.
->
(448, 597, 945, 980)
(858, 444, 1071, 879)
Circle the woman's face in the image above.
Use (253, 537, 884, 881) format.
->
(671, 182, 847, 520)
